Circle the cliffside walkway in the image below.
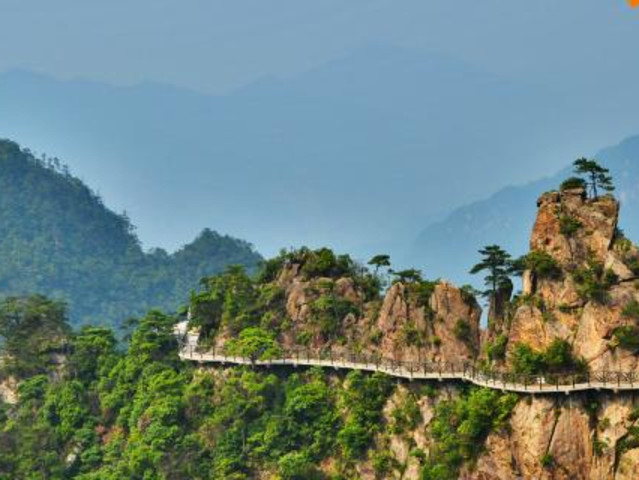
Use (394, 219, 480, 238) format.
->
(178, 341, 639, 395)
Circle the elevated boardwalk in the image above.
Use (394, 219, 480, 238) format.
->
(178, 342, 639, 395)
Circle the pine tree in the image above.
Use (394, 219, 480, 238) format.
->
(367, 254, 391, 275)
(573, 158, 614, 199)
(469, 245, 512, 300)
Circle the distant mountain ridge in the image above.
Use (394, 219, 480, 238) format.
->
(410, 135, 639, 286)
(2, 45, 636, 258)
(0, 139, 262, 327)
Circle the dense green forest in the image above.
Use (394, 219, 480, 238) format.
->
(0, 139, 262, 329)
(0, 291, 515, 480)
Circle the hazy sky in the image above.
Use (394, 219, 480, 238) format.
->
(1, 1, 637, 94)
(1, 1, 639, 259)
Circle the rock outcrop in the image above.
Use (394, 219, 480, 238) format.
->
(505, 188, 639, 371)
(531, 188, 618, 268)
(262, 257, 482, 363)
(375, 281, 480, 362)
(191, 184, 639, 480)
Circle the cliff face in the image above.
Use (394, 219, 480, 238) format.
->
(462, 188, 639, 480)
(284, 188, 639, 480)
(188, 187, 639, 480)
(273, 261, 480, 363)
(467, 393, 637, 480)
(375, 281, 480, 362)
(504, 189, 639, 372)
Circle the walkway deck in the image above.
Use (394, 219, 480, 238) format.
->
(178, 343, 639, 395)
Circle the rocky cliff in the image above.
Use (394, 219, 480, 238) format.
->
(505, 188, 639, 372)
(342, 186, 639, 480)
(269, 255, 481, 363)
(185, 186, 639, 479)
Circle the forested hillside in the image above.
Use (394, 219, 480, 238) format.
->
(0, 264, 516, 480)
(5, 179, 639, 478)
(0, 139, 262, 328)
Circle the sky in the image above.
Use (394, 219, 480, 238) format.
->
(1, 1, 637, 95)
(1, 1, 639, 260)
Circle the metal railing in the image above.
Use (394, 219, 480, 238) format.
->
(177, 340, 639, 394)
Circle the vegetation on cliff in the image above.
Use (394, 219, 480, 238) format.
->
(0, 293, 517, 479)
(4, 156, 639, 479)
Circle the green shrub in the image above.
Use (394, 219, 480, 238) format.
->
(337, 371, 393, 461)
(611, 326, 639, 350)
(309, 294, 359, 339)
(190, 265, 258, 337)
(420, 384, 438, 399)
(511, 343, 544, 375)
(278, 451, 320, 480)
(558, 304, 574, 314)
(593, 438, 608, 457)
(460, 285, 481, 304)
(454, 318, 472, 343)
(402, 322, 423, 347)
(486, 334, 508, 361)
(368, 328, 383, 346)
(226, 327, 281, 361)
(626, 256, 639, 276)
(512, 251, 562, 280)
(421, 388, 518, 479)
(543, 339, 585, 372)
(300, 248, 355, 279)
(572, 261, 617, 304)
(372, 450, 399, 477)
(296, 330, 313, 346)
(617, 426, 639, 454)
(559, 215, 583, 237)
(511, 339, 586, 375)
(541, 453, 555, 469)
(623, 300, 639, 320)
(412, 280, 439, 307)
(390, 394, 421, 434)
(560, 177, 587, 191)
(614, 235, 633, 253)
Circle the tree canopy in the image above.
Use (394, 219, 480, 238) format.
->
(573, 158, 614, 199)
(367, 254, 391, 274)
(469, 245, 512, 299)
(0, 139, 262, 330)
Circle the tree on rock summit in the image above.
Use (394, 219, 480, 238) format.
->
(573, 158, 614, 199)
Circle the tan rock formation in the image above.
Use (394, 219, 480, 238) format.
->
(531, 188, 618, 268)
(376, 281, 480, 363)
(506, 187, 639, 371)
